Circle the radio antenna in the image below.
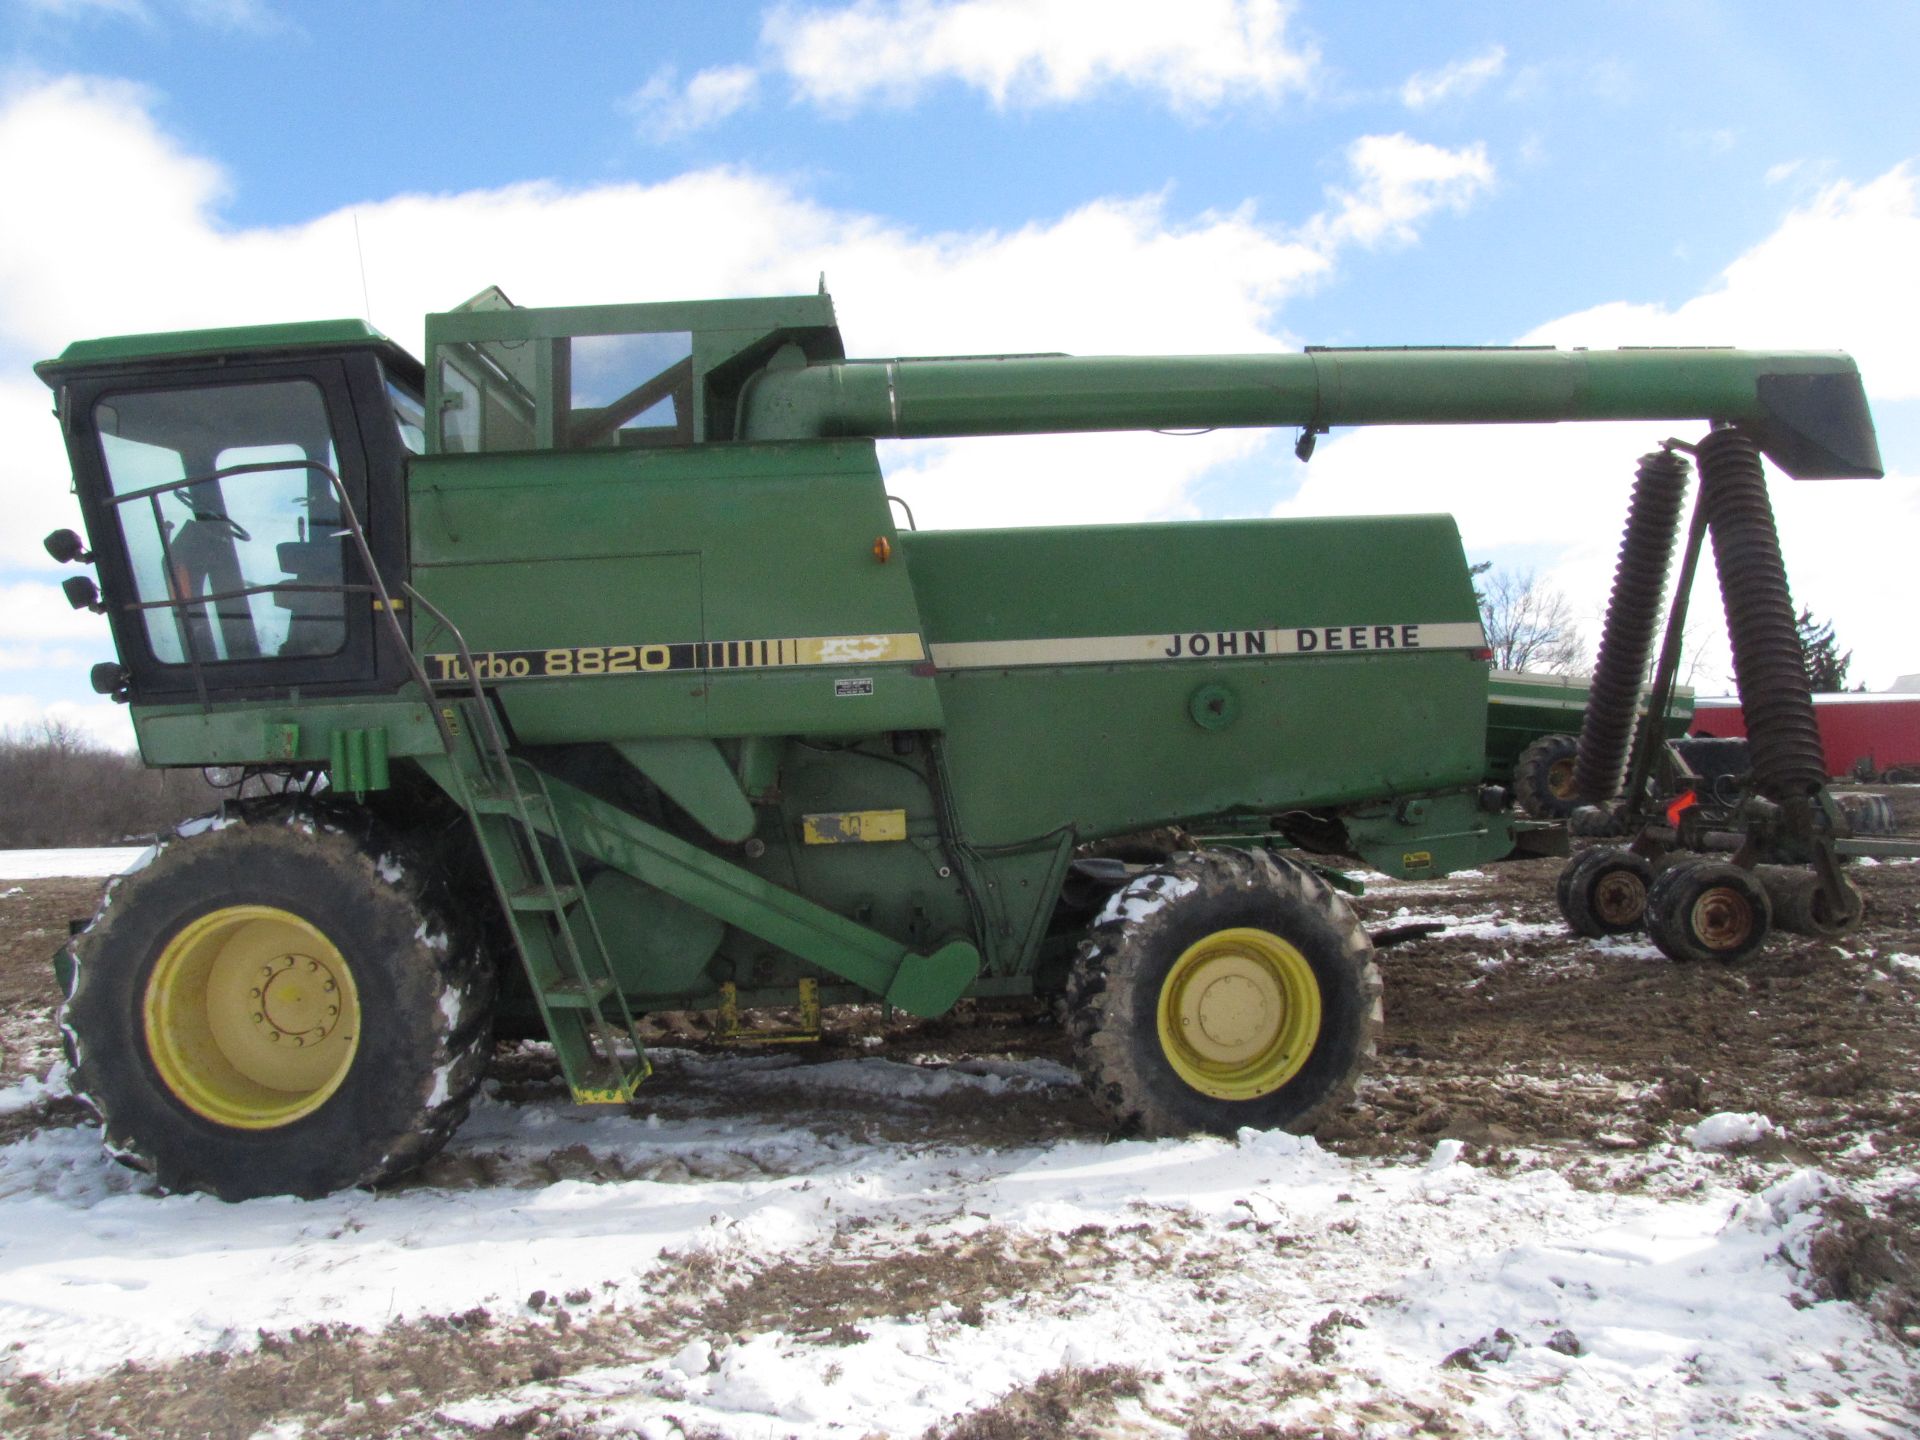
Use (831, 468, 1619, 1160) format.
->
(352, 213, 373, 322)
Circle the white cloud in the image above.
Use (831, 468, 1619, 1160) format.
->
(762, 0, 1316, 113)
(625, 64, 761, 141)
(1303, 133, 1493, 251)
(0, 74, 1481, 709)
(1274, 162, 1920, 690)
(0, 692, 134, 749)
(1401, 44, 1506, 110)
(1764, 159, 1802, 186)
(0, 581, 113, 648)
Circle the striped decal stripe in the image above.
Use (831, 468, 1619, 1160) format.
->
(929, 621, 1486, 671)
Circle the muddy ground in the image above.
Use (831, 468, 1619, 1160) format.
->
(1, 808, 1917, 1437)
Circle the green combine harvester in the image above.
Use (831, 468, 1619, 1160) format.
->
(35, 286, 1882, 1199)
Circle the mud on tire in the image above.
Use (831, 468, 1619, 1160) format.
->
(1065, 848, 1380, 1138)
(61, 807, 495, 1200)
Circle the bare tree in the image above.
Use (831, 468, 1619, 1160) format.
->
(1478, 568, 1587, 674)
(0, 721, 211, 848)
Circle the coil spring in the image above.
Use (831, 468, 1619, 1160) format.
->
(1574, 448, 1690, 803)
(1698, 428, 1827, 800)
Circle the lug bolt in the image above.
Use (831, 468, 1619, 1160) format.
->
(252, 1012, 263, 1023)
(323, 980, 335, 993)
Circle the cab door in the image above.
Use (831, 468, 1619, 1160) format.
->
(63, 353, 415, 701)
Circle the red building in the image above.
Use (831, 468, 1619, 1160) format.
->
(1691, 688, 1920, 780)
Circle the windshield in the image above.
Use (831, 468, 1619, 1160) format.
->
(93, 380, 348, 664)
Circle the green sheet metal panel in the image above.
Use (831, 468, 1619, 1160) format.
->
(1484, 669, 1696, 779)
(903, 515, 1488, 847)
(407, 440, 941, 741)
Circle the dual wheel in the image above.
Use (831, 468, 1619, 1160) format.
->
(62, 810, 494, 1200)
(1067, 848, 1379, 1137)
(1556, 846, 1777, 964)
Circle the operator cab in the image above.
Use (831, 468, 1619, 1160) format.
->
(37, 321, 424, 704)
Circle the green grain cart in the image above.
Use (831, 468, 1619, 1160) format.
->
(35, 287, 1881, 1198)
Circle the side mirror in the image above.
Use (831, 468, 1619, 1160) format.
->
(44, 528, 92, 564)
(62, 575, 106, 613)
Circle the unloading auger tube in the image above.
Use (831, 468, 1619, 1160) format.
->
(737, 346, 1883, 481)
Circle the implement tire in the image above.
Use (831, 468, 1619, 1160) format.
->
(1644, 859, 1771, 965)
(1556, 846, 1652, 937)
(1513, 734, 1582, 820)
(1066, 848, 1379, 1138)
(61, 809, 494, 1200)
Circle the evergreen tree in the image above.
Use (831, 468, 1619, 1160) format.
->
(1795, 608, 1853, 692)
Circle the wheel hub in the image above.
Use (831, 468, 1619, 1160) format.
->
(144, 905, 361, 1129)
(1157, 928, 1322, 1101)
(1690, 887, 1755, 951)
(253, 955, 345, 1046)
(1546, 757, 1577, 801)
(1593, 869, 1647, 927)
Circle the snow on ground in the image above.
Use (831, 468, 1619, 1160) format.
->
(0, 848, 148, 880)
(0, 1051, 1912, 1438)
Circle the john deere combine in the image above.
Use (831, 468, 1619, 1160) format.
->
(36, 286, 1881, 1198)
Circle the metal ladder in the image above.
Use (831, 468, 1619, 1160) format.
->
(407, 587, 649, 1104)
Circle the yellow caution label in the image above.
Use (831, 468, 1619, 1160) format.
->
(1402, 850, 1434, 870)
(801, 809, 909, 845)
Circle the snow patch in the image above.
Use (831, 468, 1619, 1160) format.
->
(0, 848, 151, 880)
(1096, 872, 1199, 926)
(0, 1061, 70, 1116)
(1685, 1110, 1779, 1151)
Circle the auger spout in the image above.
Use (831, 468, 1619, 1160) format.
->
(738, 345, 1881, 480)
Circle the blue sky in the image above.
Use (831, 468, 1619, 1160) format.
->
(3, 0, 1917, 745)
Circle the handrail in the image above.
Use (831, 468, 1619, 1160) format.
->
(104, 456, 453, 749)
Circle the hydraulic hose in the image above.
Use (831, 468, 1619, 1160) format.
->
(1574, 449, 1690, 804)
(1698, 428, 1827, 800)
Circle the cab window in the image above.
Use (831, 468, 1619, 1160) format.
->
(93, 379, 348, 665)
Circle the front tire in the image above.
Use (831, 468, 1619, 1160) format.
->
(1066, 848, 1380, 1138)
(62, 809, 494, 1200)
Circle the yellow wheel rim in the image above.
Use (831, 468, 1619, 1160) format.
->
(1156, 927, 1321, 1100)
(143, 905, 361, 1129)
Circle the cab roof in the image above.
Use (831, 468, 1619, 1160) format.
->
(35, 319, 421, 386)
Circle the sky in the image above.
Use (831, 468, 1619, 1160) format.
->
(2, 0, 1916, 748)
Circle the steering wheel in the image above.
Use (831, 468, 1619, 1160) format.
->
(172, 489, 252, 542)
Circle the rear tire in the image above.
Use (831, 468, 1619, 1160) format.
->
(1644, 859, 1771, 965)
(62, 808, 494, 1200)
(1066, 849, 1379, 1138)
(1513, 734, 1581, 820)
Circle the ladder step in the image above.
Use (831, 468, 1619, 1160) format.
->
(544, 976, 619, 1009)
(472, 792, 554, 815)
(508, 884, 580, 912)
